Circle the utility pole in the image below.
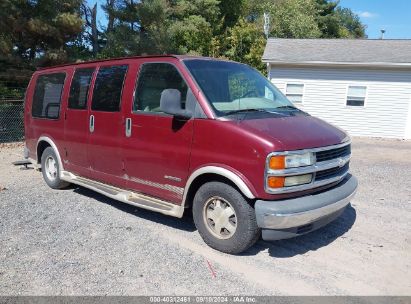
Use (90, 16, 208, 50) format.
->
(264, 13, 270, 39)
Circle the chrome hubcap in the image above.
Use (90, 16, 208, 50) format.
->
(203, 196, 237, 239)
(45, 156, 57, 181)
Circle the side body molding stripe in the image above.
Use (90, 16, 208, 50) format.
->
(182, 166, 255, 206)
(34, 140, 256, 209)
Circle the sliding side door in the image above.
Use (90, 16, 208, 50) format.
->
(64, 67, 95, 177)
(87, 64, 128, 187)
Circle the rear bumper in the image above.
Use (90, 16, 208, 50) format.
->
(255, 174, 358, 240)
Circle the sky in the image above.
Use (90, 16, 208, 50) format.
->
(339, 0, 411, 39)
(89, 0, 411, 40)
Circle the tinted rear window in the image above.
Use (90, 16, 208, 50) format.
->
(32, 73, 66, 119)
(91, 65, 128, 112)
(69, 68, 95, 109)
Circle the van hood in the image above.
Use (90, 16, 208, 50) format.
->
(233, 115, 348, 151)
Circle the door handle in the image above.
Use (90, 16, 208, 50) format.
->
(89, 115, 95, 133)
(125, 117, 132, 137)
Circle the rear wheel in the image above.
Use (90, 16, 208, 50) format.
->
(41, 147, 70, 189)
(192, 182, 260, 254)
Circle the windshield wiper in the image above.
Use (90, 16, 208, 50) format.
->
(274, 105, 299, 110)
(224, 108, 269, 116)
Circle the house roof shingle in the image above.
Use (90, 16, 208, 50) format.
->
(262, 39, 411, 66)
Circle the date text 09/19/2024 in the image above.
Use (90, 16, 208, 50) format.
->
(149, 296, 257, 303)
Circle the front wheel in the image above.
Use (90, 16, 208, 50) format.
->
(41, 147, 70, 189)
(192, 182, 260, 254)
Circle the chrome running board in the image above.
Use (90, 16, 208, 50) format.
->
(61, 171, 184, 218)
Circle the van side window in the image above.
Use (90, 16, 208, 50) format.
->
(68, 68, 95, 109)
(32, 73, 66, 119)
(134, 63, 188, 113)
(91, 65, 128, 112)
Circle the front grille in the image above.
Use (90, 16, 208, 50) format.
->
(265, 142, 352, 194)
(316, 144, 351, 162)
(315, 163, 349, 181)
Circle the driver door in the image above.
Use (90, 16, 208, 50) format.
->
(122, 62, 194, 203)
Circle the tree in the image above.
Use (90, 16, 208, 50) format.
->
(100, 0, 222, 56)
(335, 7, 367, 38)
(0, 0, 368, 96)
(99, 0, 168, 57)
(105, 0, 116, 33)
(168, 0, 220, 55)
(314, 0, 366, 38)
(136, 0, 173, 54)
(315, 0, 340, 38)
(224, 18, 266, 73)
(218, 0, 246, 30)
(81, 3, 101, 57)
(218, 0, 323, 74)
(0, 0, 84, 97)
(268, 0, 322, 38)
(0, 0, 83, 65)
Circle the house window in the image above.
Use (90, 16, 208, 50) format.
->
(286, 83, 304, 103)
(347, 86, 366, 106)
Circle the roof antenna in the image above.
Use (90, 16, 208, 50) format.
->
(380, 29, 385, 39)
(264, 12, 270, 38)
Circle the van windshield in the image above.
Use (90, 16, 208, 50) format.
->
(184, 59, 297, 117)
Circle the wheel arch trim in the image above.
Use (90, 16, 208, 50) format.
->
(182, 166, 256, 206)
(36, 136, 64, 176)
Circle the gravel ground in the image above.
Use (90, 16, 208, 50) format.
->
(0, 138, 410, 296)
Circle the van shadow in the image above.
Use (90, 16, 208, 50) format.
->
(73, 186, 197, 232)
(72, 185, 356, 257)
(242, 204, 357, 258)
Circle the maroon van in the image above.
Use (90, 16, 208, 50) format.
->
(24, 55, 357, 254)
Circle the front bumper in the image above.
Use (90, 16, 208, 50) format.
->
(255, 174, 358, 240)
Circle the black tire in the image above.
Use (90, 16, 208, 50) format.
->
(40, 147, 70, 189)
(192, 181, 260, 254)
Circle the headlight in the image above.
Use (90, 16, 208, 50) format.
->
(266, 152, 315, 190)
(284, 174, 313, 186)
(269, 152, 315, 170)
(267, 174, 313, 188)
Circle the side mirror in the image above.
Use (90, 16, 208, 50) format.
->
(160, 89, 191, 118)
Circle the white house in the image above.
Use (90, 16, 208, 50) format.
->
(262, 39, 411, 139)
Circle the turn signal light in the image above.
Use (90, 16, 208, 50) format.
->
(267, 176, 285, 188)
(269, 156, 285, 170)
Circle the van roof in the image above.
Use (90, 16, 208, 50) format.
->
(37, 54, 221, 70)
